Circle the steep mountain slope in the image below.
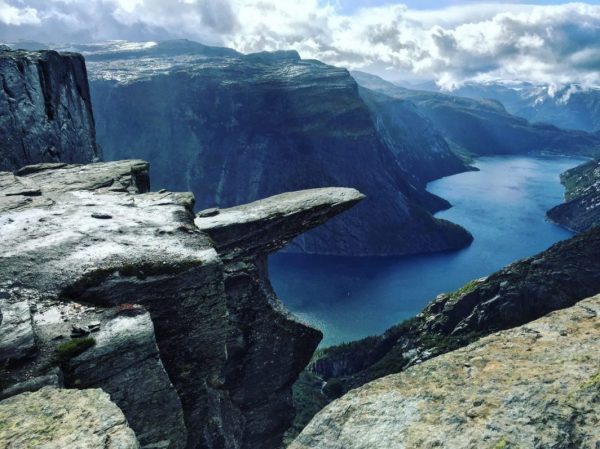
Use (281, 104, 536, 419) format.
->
(83, 40, 472, 256)
(358, 86, 471, 186)
(353, 71, 600, 158)
(547, 158, 600, 231)
(0, 48, 99, 171)
(455, 82, 600, 133)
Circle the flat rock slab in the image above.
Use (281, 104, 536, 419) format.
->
(0, 387, 140, 449)
(292, 294, 600, 449)
(196, 187, 364, 257)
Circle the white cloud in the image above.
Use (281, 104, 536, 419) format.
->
(0, 0, 40, 25)
(2, 1, 600, 89)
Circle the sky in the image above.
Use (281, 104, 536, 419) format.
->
(2, 1, 600, 89)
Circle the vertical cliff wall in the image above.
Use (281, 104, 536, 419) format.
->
(0, 48, 99, 171)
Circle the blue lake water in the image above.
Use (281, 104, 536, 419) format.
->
(269, 155, 585, 347)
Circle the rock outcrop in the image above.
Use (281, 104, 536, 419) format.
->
(79, 39, 472, 256)
(0, 387, 140, 449)
(0, 48, 99, 171)
(547, 158, 600, 232)
(291, 294, 600, 449)
(0, 160, 363, 449)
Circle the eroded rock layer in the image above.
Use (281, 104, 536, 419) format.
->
(0, 160, 363, 449)
(292, 295, 600, 449)
(0, 48, 99, 171)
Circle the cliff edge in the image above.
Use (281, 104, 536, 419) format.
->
(547, 158, 600, 232)
(0, 160, 363, 449)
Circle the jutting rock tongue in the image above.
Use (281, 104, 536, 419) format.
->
(0, 159, 363, 449)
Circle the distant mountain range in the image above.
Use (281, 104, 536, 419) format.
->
(352, 71, 600, 159)
(453, 82, 600, 133)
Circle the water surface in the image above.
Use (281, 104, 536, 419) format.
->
(269, 156, 584, 347)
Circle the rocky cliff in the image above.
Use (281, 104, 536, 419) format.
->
(358, 86, 472, 187)
(80, 40, 472, 256)
(287, 227, 600, 437)
(547, 158, 600, 232)
(0, 160, 363, 449)
(353, 71, 600, 159)
(291, 294, 600, 449)
(0, 48, 99, 171)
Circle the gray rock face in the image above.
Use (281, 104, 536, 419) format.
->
(0, 368, 62, 399)
(67, 310, 187, 449)
(292, 295, 600, 449)
(0, 299, 36, 364)
(81, 40, 472, 256)
(0, 160, 363, 449)
(195, 188, 365, 258)
(0, 387, 140, 449)
(0, 48, 99, 171)
(547, 158, 600, 232)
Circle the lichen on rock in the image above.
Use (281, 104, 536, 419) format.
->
(291, 295, 600, 449)
(0, 387, 140, 449)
